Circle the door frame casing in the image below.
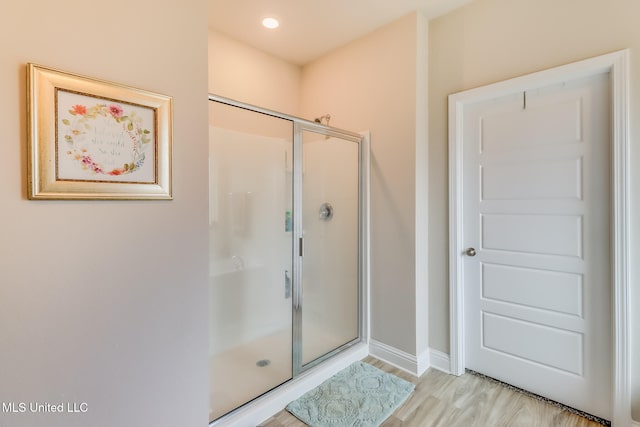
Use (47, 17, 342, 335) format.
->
(447, 50, 630, 426)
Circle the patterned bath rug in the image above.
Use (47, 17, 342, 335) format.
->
(286, 360, 415, 427)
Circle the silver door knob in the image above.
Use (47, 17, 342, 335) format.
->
(466, 248, 477, 257)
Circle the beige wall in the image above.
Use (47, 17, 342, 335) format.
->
(208, 30, 301, 116)
(429, 0, 640, 419)
(0, 1, 209, 426)
(300, 12, 429, 356)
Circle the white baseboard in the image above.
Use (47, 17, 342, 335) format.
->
(369, 339, 430, 376)
(416, 349, 430, 376)
(369, 340, 452, 377)
(211, 342, 368, 427)
(428, 348, 451, 374)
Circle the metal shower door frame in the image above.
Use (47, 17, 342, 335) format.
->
(208, 94, 369, 380)
(291, 121, 367, 376)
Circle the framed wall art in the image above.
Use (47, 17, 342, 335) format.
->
(27, 63, 172, 199)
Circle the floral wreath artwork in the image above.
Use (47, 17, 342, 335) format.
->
(28, 63, 172, 200)
(56, 90, 156, 184)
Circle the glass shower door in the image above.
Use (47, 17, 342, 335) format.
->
(209, 101, 293, 421)
(299, 129, 360, 367)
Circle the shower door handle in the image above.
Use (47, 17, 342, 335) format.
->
(284, 270, 291, 299)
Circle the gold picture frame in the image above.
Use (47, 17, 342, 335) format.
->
(27, 63, 172, 200)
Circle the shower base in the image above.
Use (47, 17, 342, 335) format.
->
(209, 324, 351, 422)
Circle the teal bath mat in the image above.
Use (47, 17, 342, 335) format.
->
(286, 361, 415, 427)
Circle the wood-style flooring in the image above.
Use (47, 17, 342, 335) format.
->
(260, 356, 606, 427)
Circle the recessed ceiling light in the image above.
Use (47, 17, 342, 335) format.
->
(262, 17, 279, 29)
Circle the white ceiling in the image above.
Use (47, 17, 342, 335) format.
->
(208, 0, 473, 66)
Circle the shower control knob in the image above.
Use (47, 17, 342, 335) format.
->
(466, 247, 477, 257)
(319, 202, 333, 220)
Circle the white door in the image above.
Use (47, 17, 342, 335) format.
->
(462, 73, 611, 419)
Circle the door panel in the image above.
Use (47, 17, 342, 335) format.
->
(463, 73, 611, 418)
(482, 312, 584, 375)
(300, 130, 359, 366)
(482, 156, 583, 200)
(481, 97, 581, 151)
(482, 213, 582, 256)
(482, 263, 583, 316)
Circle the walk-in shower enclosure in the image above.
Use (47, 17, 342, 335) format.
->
(208, 95, 369, 423)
